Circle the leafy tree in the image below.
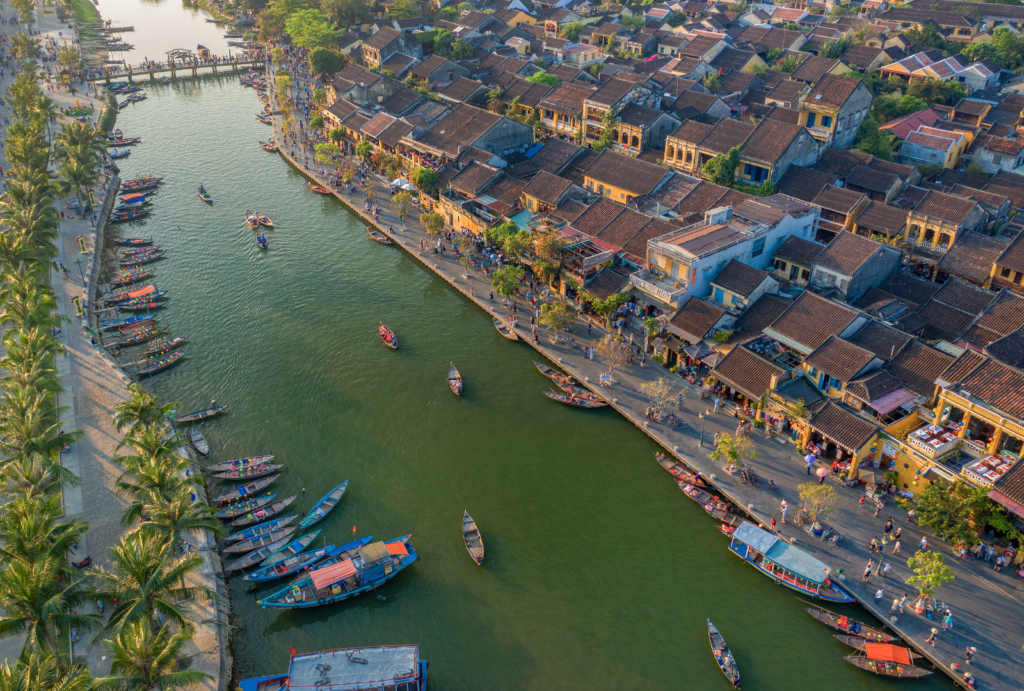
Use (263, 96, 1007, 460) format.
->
(853, 115, 895, 160)
(827, 4, 855, 20)
(526, 72, 559, 87)
(589, 62, 607, 79)
(486, 87, 505, 113)
(585, 292, 628, 320)
(437, 6, 458, 20)
(592, 106, 619, 152)
(905, 550, 956, 606)
(55, 46, 81, 69)
(355, 140, 372, 158)
(642, 316, 662, 351)
(449, 38, 474, 60)
(457, 1, 473, 10)
(702, 146, 740, 185)
(597, 333, 630, 371)
(913, 479, 1017, 546)
(258, 9, 286, 40)
(113, 384, 176, 436)
(904, 23, 946, 51)
(492, 266, 525, 299)
(10, 0, 33, 26)
(129, 489, 225, 548)
(411, 166, 440, 193)
(819, 37, 851, 60)
(285, 9, 339, 49)
(322, 0, 371, 29)
(798, 482, 839, 521)
(420, 211, 445, 237)
(314, 142, 340, 163)
(764, 47, 783, 65)
(309, 46, 345, 74)
(641, 378, 676, 414)
(501, 230, 533, 263)
(560, 22, 584, 41)
(871, 92, 903, 124)
(388, 0, 420, 18)
(98, 622, 213, 691)
(393, 191, 414, 223)
(329, 128, 345, 145)
(711, 433, 758, 468)
(539, 300, 578, 337)
(907, 78, 965, 107)
(0, 652, 95, 691)
(11, 34, 40, 61)
(701, 71, 720, 92)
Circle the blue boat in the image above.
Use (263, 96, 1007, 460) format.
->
(727, 522, 854, 603)
(243, 544, 336, 584)
(298, 480, 348, 530)
(260, 535, 417, 609)
(100, 313, 156, 329)
(238, 645, 426, 691)
(226, 515, 297, 543)
(284, 536, 373, 584)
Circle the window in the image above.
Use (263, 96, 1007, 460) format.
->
(685, 152, 692, 163)
(829, 376, 842, 391)
(821, 115, 833, 128)
(790, 264, 800, 281)
(751, 237, 766, 258)
(775, 260, 786, 271)
(1015, 272, 1023, 285)
(826, 273, 836, 286)
(994, 155, 1003, 165)
(731, 294, 744, 306)
(801, 269, 810, 280)
(1002, 267, 1013, 278)
(806, 112, 816, 127)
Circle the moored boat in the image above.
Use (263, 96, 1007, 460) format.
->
(261, 530, 322, 568)
(226, 529, 316, 572)
(284, 536, 373, 585)
(835, 636, 918, 658)
(212, 475, 279, 504)
(109, 209, 150, 222)
(845, 646, 932, 678)
(118, 300, 169, 312)
(190, 426, 210, 456)
(462, 511, 483, 565)
(654, 452, 702, 484)
(708, 620, 740, 688)
(226, 515, 297, 543)
(116, 324, 163, 347)
(237, 645, 427, 691)
(216, 494, 277, 519)
(448, 363, 462, 395)
(101, 313, 156, 330)
(806, 608, 898, 642)
(141, 335, 188, 357)
(259, 140, 278, 152)
(242, 544, 334, 584)
(229, 495, 297, 527)
(205, 455, 274, 473)
(367, 227, 391, 244)
(727, 522, 854, 603)
(113, 238, 153, 246)
(298, 481, 348, 530)
(136, 350, 187, 377)
(308, 182, 331, 194)
(223, 526, 297, 555)
(175, 403, 226, 424)
(210, 463, 283, 480)
(494, 317, 518, 340)
(544, 390, 607, 408)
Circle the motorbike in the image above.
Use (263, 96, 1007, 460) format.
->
(97, 599, 104, 614)
(71, 556, 92, 568)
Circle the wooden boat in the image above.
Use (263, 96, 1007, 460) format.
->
(120, 244, 161, 255)
(101, 313, 156, 330)
(120, 193, 152, 203)
(299, 481, 349, 530)
(284, 536, 373, 585)
(119, 251, 165, 265)
(462, 511, 484, 565)
(109, 209, 150, 222)
(448, 363, 463, 395)
(212, 475, 280, 504)
(109, 148, 130, 158)
(216, 494, 277, 519)
(258, 535, 416, 609)
(118, 300, 169, 312)
(113, 238, 153, 246)
(111, 271, 154, 285)
(108, 286, 163, 304)
(190, 426, 210, 456)
(198, 186, 213, 203)
(116, 325, 163, 347)
(256, 114, 272, 125)
(243, 544, 334, 583)
(727, 522, 855, 603)
(845, 649, 932, 678)
(835, 636, 920, 659)
(120, 182, 158, 192)
(175, 403, 226, 424)
(206, 456, 276, 473)
(142, 335, 188, 357)
(257, 214, 273, 227)
(210, 463, 282, 481)
(494, 317, 518, 340)
(256, 232, 268, 249)
(136, 349, 186, 377)
(226, 530, 311, 572)
(703, 502, 744, 527)
(805, 608, 898, 643)
(678, 480, 720, 507)
(245, 209, 260, 230)
(118, 319, 156, 334)
(229, 495, 297, 527)
(708, 620, 740, 688)
(308, 182, 331, 194)
(379, 323, 397, 349)
(544, 390, 607, 408)
(535, 361, 592, 396)
(261, 530, 322, 568)
(654, 452, 702, 484)
(223, 526, 297, 555)
(259, 140, 278, 152)
(106, 138, 141, 146)
(367, 227, 392, 244)
(226, 515, 297, 543)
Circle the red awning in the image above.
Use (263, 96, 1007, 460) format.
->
(386, 541, 408, 556)
(864, 643, 912, 664)
(310, 558, 356, 590)
(988, 490, 1024, 519)
(126, 285, 155, 299)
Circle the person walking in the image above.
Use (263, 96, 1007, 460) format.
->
(920, 536, 928, 551)
(892, 538, 901, 556)
(874, 588, 884, 604)
(943, 611, 954, 631)
(925, 628, 938, 647)
(862, 559, 873, 582)
(713, 398, 721, 414)
(780, 499, 788, 523)
(898, 593, 907, 613)
(884, 517, 894, 535)
(965, 647, 976, 665)
(770, 517, 776, 534)
(805, 453, 815, 475)
(882, 562, 891, 578)
(889, 598, 900, 616)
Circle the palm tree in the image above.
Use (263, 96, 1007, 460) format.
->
(129, 489, 225, 547)
(29, 97, 60, 144)
(93, 535, 211, 637)
(116, 456, 193, 520)
(55, 160, 99, 218)
(113, 384, 178, 437)
(0, 494, 88, 568)
(0, 559, 99, 659)
(0, 388, 81, 470)
(97, 622, 212, 691)
(0, 650, 96, 691)
(0, 456, 78, 497)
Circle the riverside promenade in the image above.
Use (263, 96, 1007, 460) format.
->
(0, 7, 231, 689)
(266, 62, 1024, 689)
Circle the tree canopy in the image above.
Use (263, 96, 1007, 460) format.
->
(285, 9, 339, 49)
(309, 46, 345, 74)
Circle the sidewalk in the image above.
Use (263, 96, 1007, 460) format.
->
(266, 60, 1024, 690)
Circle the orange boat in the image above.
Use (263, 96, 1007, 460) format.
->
(308, 182, 331, 194)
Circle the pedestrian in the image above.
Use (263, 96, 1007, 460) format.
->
(943, 612, 953, 631)
(874, 588, 884, 604)
(919, 536, 928, 551)
(898, 593, 907, 613)
(894, 527, 901, 541)
(770, 517, 776, 534)
(882, 562, 891, 578)
(858, 496, 866, 507)
(781, 500, 788, 523)
(863, 559, 873, 581)
(925, 628, 938, 646)
(889, 598, 900, 616)
(713, 398, 721, 414)
(874, 499, 884, 517)
(587, 323, 591, 336)
(889, 536, 900, 555)
(994, 555, 1005, 571)
(884, 517, 894, 534)
(965, 646, 976, 665)
(805, 453, 815, 475)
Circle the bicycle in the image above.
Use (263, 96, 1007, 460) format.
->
(828, 533, 843, 548)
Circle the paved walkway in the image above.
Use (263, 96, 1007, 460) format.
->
(264, 58, 1024, 689)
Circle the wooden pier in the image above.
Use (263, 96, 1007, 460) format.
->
(90, 58, 265, 84)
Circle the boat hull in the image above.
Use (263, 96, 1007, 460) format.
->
(728, 542, 855, 603)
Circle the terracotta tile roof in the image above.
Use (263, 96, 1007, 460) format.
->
(561, 149, 599, 187)
(571, 197, 625, 236)
(807, 402, 879, 452)
(996, 233, 1024, 274)
(523, 171, 572, 205)
(884, 340, 954, 398)
(915, 279, 997, 342)
(712, 259, 770, 297)
(905, 131, 956, 152)
(840, 44, 882, 69)
(675, 181, 728, 214)
(699, 119, 756, 155)
(538, 82, 595, 118)
(550, 199, 588, 224)
(814, 147, 873, 178)
(956, 356, 1024, 417)
(718, 70, 759, 95)
(776, 166, 837, 203)
(911, 189, 980, 226)
(804, 335, 878, 383)
(847, 321, 913, 361)
(936, 231, 1009, 286)
(584, 150, 671, 197)
(814, 232, 891, 277)
(360, 112, 397, 140)
(583, 266, 630, 301)
(741, 119, 808, 165)
(880, 270, 938, 305)
(806, 74, 862, 109)
(766, 290, 859, 353)
(773, 235, 825, 266)
(985, 328, 1024, 370)
(439, 77, 486, 102)
(847, 165, 899, 194)
(790, 56, 842, 85)
(717, 189, 756, 209)
(855, 288, 910, 322)
(485, 176, 526, 206)
(812, 185, 867, 215)
(587, 77, 641, 107)
(936, 169, 989, 191)
(668, 297, 727, 342)
(733, 293, 791, 336)
(671, 90, 723, 116)
(596, 207, 652, 249)
(364, 26, 401, 50)
(846, 370, 906, 403)
(936, 348, 987, 387)
(668, 119, 715, 146)
(854, 202, 908, 237)
(948, 185, 1011, 210)
(977, 134, 1024, 156)
(710, 47, 759, 72)
(766, 79, 806, 105)
(450, 161, 501, 196)
(711, 345, 786, 401)
(680, 34, 722, 58)
(622, 217, 678, 261)
(411, 55, 452, 79)
(376, 119, 415, 148)
(961, 289, 1024, 349)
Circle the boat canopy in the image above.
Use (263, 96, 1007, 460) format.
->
(286, 646, 420, 691)
(357, 542, 390, 564)
(764, 541, 830, 585)
(864, 643, 912, 664)
(127, 285, 155, 298)
(386, 541, 408, 556)
(731, 522, 779, 553)
(310, 558, 356, 590)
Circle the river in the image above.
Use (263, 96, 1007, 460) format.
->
(94, 1, 954, 688)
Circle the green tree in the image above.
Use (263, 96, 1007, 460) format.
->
(701, 71, 720, 92)
(309, 46, 345, 74)
(329, 127, 345, 145)
(97, 622, 213, 691)
(539, 300, 578, 337)
(798, 482, 839, 521)
(285, 9, 339, 49)
(642, 316, 662, 351)
(420, 211, 445, 237)
(702, 146, 740, 185)
(560, 22, 583, 41)
(526, 72, 559, 87)
(710, 433, 758, 468)
(393, 191, 414, 223)
(355, 140, 372, 158)
(129, 489, 225, 548)
(898, 94, 928, 115)
(904, 23, 947, 51)
(411, 166, 440, 194)
(777, 55, 799, 73)
(585, 292, 628, 321)
(913, 479, 1016, 546)
(258, 9, 286, 41)
(10, 0, 33, 25)
(313, 142, 340, 164)
(487, 87, 505, 113)
(853, 115, 895, 160)
(55, 46, 81, 69)
(388, 0, 420, 18)
(11, 34, 41, 61)
(501, 230, 533, 263)
(492, 266, 525, 299)
(113, 384, 175, 436)
(907, 78, 965, 107)
(321, 0, 371, 29)
(905, 550, 956, 606)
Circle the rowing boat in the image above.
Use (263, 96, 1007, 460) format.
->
(261, 529, 321, 568)
(119, 251, 165, 265)
(191, 427, 210, 456)
(205, 456, 275, 473)
(462, 511, 484, 565)
(118, 300, 169, 312)
(703, 502, 744, 527)
(544, 390, 607, 408)
(245, 209, 260, 230)
(229, 495, 297, 527)
(367, 227, 392, 244)
(308, 182, 331, 194)
(257, 214, 273, 227)
(256, 232, 268, 249)
(283, 536, 373, 585)
(845, 650, 932, 678)
(226, 515, 297, 543)
(534, 361, 576, 390)
(109, 209, 150, 222)
(259, 140, 278, 152)
(216, 494, 277, 519)
(141, 335, 188, 357)
(805, 608, 898, 642)
(448, 363, 462, 395)
(241, 543, 333, 583)
(298, 481, 348, 530)
(113, 238, 153, 246)
(380, 323, 397, 349)
(198, 186, 213, 203)
(120, 244, 161, 255)
(493, 317, 518, 340)
(175, 403, 226, 424)
(708, 620, 740, 688)
(101, 313, 156, 329)
(654, 452, 702, 484)
(256, 114, 272, 124)
(116, 325, 163, 347)
(223, 526, 297, 555)
(210, 463, 283, 481)
(111, 271, 153, 285)
(136, 350, 186, 377)
(212, 475, 279, 504)
(835, 636, 920, 659)
(226, 529, 307, 572)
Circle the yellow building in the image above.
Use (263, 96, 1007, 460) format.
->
(904, 189, 985, 253)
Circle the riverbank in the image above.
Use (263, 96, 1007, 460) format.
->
(264, 63, 1023, 690)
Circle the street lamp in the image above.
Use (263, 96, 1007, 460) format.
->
(73, 258, 85, 282)
(698, 408, 712, 447)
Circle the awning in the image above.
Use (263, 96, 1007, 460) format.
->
(731, 522, 780, 554)
(126, 285, 155, 298)
(988, 489, 1024, 519)
(310, 558, 356, 590)
(683, 342, 715, 360)
(869, 388, 920, 416)
(764, 540, 829, 585)
(386, 541, 408, 556)
(702, 351, 724, 368)
(863, 643, 912, 665)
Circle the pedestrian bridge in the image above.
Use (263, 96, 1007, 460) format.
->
(89, 58, 266, 84)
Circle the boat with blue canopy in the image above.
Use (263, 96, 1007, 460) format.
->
(298, 481, 348, 530)
(226, 515, 297, 543)
(727, 522, 854, 603)
(244, 536, 373, 584)
(260, 535, 417, 609)
(238, 644, 427, 691)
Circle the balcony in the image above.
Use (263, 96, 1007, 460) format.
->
(807, 125, 833, 141)
(629, 269, 687, 306)
(906, 422, 961, 460)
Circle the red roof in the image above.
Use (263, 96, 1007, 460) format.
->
(879, 108, 942, 140)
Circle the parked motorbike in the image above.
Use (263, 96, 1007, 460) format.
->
(71, 556, 92, 569)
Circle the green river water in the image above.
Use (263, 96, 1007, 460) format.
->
(93, 1, 954, 688)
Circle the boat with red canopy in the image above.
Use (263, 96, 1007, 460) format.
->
(845, 643, 932, 678)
